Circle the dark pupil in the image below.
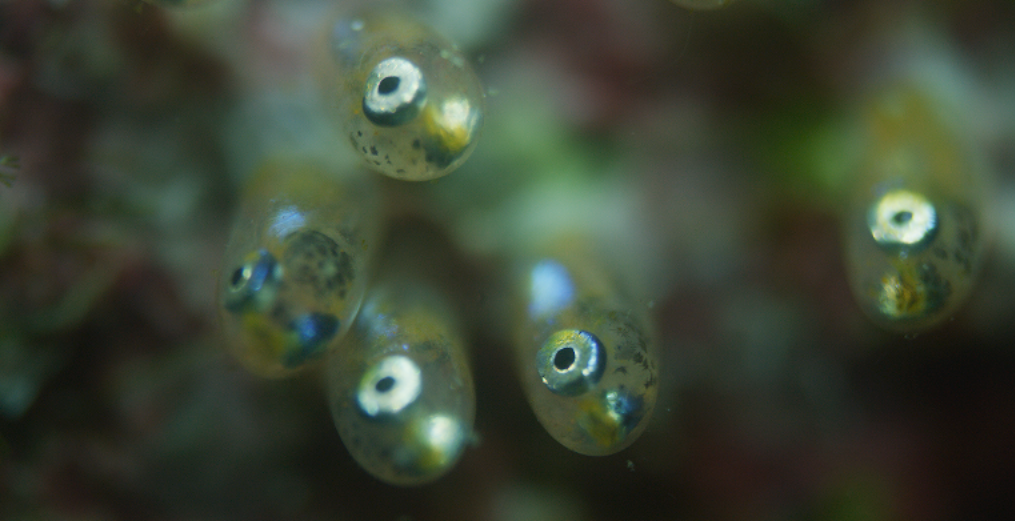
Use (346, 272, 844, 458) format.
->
(892, 211, 913, 226)
(554, 347, 577, 371)
(378, 76, 400, 95)
(376, 376, 395, 392)
(230, 267, 247, 288)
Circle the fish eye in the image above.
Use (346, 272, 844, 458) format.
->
(224, 249, 281, 313)
(536, 329, 607, 397)
(230, 265, 250, 290)
(357, 355, 423, 418)
(868, 189, 938, 250)
(363, 57, 428, 127)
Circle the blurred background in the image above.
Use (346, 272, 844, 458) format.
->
(2, 0, 1014, 519)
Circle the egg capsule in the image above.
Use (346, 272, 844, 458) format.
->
(513, 253, 658, 456)
(326, 279, 474, 486)
(319, 13, 484, 181)
(843, 87, 988, 332)
(218, 158, 381, 377)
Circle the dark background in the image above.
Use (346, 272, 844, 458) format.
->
(2, 0, 1014, 519)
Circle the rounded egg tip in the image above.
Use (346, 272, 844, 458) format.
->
(379, 413, 470, 486)
(570, 387, 650, 456)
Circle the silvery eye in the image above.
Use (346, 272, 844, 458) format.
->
(867, 189, 938, 250)
(536, 329, 607, 397)
(362, 57, 428, 127)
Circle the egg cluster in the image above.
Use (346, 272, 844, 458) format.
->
(3, 0, 1005, 515)
(216, 10, 659, 484)
(213, 3, 991, 486)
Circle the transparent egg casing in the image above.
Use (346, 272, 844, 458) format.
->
(326, 279, 475, 486)
(512, 252, 658, 456)
(843, 87, 988, 332)
(319, 13, 484, 181)
(218, 158, 381, 377)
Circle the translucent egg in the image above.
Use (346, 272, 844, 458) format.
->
(513, 256, 658, 456)
(326, 279, 475, 486)
(843, 86, 988, 332)
(318, 13, 484, 181)
(218, 158, 381, 377)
